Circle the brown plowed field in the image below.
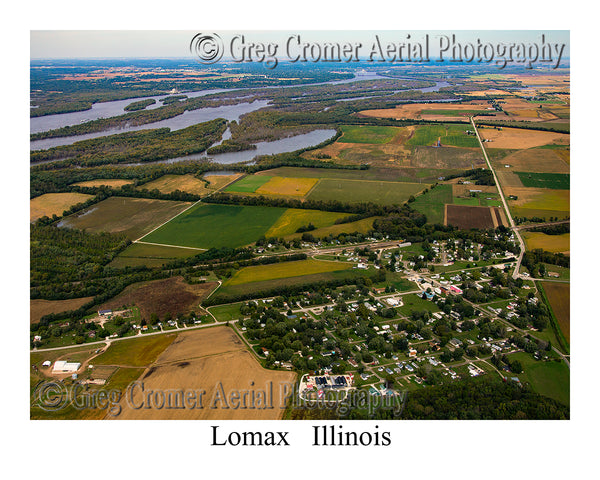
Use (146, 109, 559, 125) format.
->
(542, 282, 570, 344)
(445, 204, 503, 229)
(98, 276, 218, 320)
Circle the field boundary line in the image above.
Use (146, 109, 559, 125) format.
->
(134, 240, 206, 251)
(134, 198, 204, 243)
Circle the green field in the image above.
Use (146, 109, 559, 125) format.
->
(224, 175, 272, 193)
(216, 268, 378, 300)
(406, 124, 480, 148)
(396, 294, 441, 315)
(505, 352, 570, 406)
(93, 334, 177, 367)
(287, 216, 376, 240)
(225, 259, 352, 286)
(453, 197, 480, 206)
(411, 184, 453, 224)
(308, 179, 426, 205)
(339, 125, 399, 144)
(515, 172, 570, 190)
(264, 208, 348, 237)
(109, 242, 201, 268)
(142, 203, 287, 249)
(207, 303, 244, 322)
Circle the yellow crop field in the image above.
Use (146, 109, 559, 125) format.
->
(523, 232, 570, 253)
(264, 208, 347, 238)
(287, 216, 377, 240)
(30, 192, 94, 222)
(71, 179, 135, 188)
(255, 176, 319, 196)
(140, 174, 208, 195)
(203, 173, 243, 190)
(225, 259, 352, 286)
(505, 187, 570, 220)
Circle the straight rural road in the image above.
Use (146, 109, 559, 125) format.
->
(471, 117, 526, 279)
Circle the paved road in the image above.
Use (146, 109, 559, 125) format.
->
(471, 117, 526, 279)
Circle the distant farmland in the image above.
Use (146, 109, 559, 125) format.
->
(308, 179, 426, 205)
(339, 125, 400, 144)
(141, 203, 287, 249)
(139, 174, 209, 195)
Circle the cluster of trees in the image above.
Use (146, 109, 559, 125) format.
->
(522, 249, 570, 278)
(442, 168, 495, 185)
(31, 119, 228, 167)
(124, 98, 156, 111)
(528, 223, 570, 235)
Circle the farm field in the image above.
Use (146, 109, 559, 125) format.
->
(97, 276, 218, 320)
(256, 166, 428, 183)
(30, 296, 94, 324)
(411, 184, 453, 224)
(307, 178, 426, 205)
(216, 268, 379, 300)
(71, 179, 135, 188)
(490, 147, 570, 173)
(109, 242, 201, 268)
(446, 204, 504, 229)
(139, 174, 209, 195)
(515, 172, 570, 190)
(286, 216, 376, 240)
(264, 208, 348, 238)
(203, 173, 243, 190)
(504, 187, 570, 220)
(58, 196, 191, 240)
(255, 176, 318, 197)
(522, 232, 570, 253)
(358, 101, 493, 122)
(478, 126, 569, 149)
(30, 192, 94, 222)
(224, 175, 272, 193)
(115, 327, 296, 419)
(224, 259, 353, 286)
(406, 124, 480, 148)
(541, 281, 570, 344)
(141, 203, 286, 249)
(338, 125, 400, 144)
(410, 145, 485, 169)
(93, 333, 177, 367)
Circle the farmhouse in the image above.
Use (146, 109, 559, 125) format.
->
(52, 360, 81, 373)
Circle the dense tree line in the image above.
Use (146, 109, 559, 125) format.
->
(528, 223, 570, 235)
(442, 167, 495, 185)
(31, 119, 228, 167)
(522, 249, 570, 277)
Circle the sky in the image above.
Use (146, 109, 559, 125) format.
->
(30, 30, 569, 59)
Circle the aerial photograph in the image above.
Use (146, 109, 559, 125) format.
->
(29, 30, 571, 423)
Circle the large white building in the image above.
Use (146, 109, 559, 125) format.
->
(52, 361, 81, 373)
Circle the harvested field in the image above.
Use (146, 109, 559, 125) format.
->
(71, 179, 135, 188)
(478, 126, 569, 149)
(445, 204, 503, 229)
(264, 209, 347, 238)
(225, 259, 352, 286)
(58, 196, 191, 240)
(115, 327, 296, 419)
(203, 173, 243, 190)
(541, 282, 570, 344)
(93, 334, 177, 367)
(139, 174, 208, 195)
(255, 176, 318, 197)
(30, 296, 94, 324)
(491, 148, 570, 174)
(98, 276, 218, 320)
(522, 232, 570, 253)
(30, 192, 94, 222)
(358, 101, 493, 122)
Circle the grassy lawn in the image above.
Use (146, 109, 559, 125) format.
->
(505, 352, 569, 406)
(208, 303, 244, 322)
(142, 203, 286, 249)
(396, 294, 441, 316)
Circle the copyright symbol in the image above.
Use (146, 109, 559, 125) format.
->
(34, 381, 69, 411)
(190, 33, 223, 64)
